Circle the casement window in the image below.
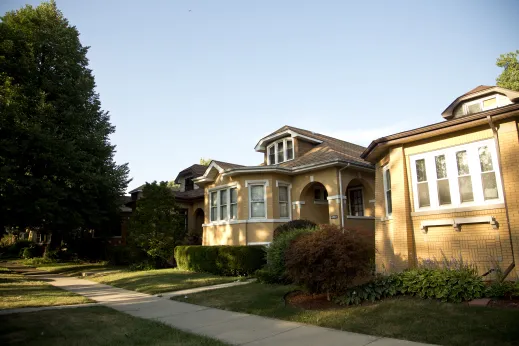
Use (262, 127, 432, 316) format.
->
(209, 186, 238, 222)
(410, 139, 503, 211)
(348, 187, 364, 216)
(267, 138, 294, 165)
(383, 165, 392, 216)
(249, 184, 266, 218)
(230, 188, 238, 219)
(279, 185, 289, 218)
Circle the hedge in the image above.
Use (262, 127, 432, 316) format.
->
(174, 245, 266, 276)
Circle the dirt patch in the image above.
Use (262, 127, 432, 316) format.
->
(489, 298, 519, 309)
(285, 290, 339, 310)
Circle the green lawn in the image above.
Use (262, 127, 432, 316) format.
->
(0, 306, 228, 346)
(0, 268, 91, 310)
(172, 282, 519, 346)
(26, 261, 241, 295)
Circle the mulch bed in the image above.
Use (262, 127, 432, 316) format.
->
(489, 298, 519, 309)
(284, 290, 340, 310)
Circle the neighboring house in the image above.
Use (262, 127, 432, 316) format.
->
(126, 164, 207, 239)
(193, 126, 376, 246)
(361, 85, 519, 278)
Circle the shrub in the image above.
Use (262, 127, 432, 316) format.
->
(486, 281, 519, 299)
(334, 274, 401, 306)
(285, 226, 372, 298)
(105, 245, 133, 265)
(174, 245, 266, 276)
(273, 219, 316, 239)
(262, 227, 314, 284)
(1, 240, 33, 258)
(21, 244, 45, 259)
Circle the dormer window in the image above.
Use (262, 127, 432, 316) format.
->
(185, 178, 194, 191)
(267, 138, 294, 165)
(462, 96, 499, 116)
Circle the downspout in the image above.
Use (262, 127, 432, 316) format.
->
(338, 164, 351, 229)
(487, 115, 515, 279)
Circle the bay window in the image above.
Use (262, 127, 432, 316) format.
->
(210, 191, 218, 221)
(250, 184, 266, 218)
(410, 139, 503, 212)
(230, 188, 238, 219)
(267, 138, 294, 165)
(209, 185, 238, 222)
(279, 185, 289, 218)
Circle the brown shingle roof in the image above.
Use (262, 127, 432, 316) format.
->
(213, 160, 245, 170)
(174, 188, 204, 200)
(461, 85, 493, 97)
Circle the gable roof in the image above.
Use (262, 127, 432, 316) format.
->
(174, 164, 208, 183)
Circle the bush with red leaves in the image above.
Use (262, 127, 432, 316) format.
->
(285, 225, 372, 298)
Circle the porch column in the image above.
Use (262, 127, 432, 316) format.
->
(327, 195, 346, 227)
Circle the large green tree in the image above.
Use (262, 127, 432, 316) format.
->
(496, 50, 519, 91)
(0, 1, 129, 244)
(128, 182, 186, 267)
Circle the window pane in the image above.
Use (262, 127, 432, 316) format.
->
(230, 204, 237, 219)
(386, 190, 392, 215)
(385, 170, 391, 187)
(349, 189, 364, 216)
(230, 188, 237, 203)
(435, 155, 447, 179)
(211, 192, 217, 207)
(415, 159, 427, 182)
(277, 142, 284, 163)
(314, 188, 321, 200)
(456, 151, 470, 175)
(279, 186, 288, 202)
(280, 203, 288, 218)
(482, 172, 499, 200)
(220, 205, 227, 220)
(220, 190, 227, 205)
(458, 176, 474, 202)
(483, 97, 497, 109)
(286, 140, 293, 160)
(437, 179, 451, 205)
(251, 202, 265, 217)
(211, 207, 217, 221)
(268, 146, 275, 164)
(251, 185, 264, 201)
(417, 183, 430, 207)
(467, 103, 481, 114)
(478, 146, 494, 172)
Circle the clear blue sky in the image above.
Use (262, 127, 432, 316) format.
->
(2, 1, 518, 192)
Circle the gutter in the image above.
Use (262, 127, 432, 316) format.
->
(487, 115, 515, 280)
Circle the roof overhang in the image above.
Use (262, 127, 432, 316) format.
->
(441, 86, 519, 120)
(193, 161, 225, 185)
(362, 103, 519, 163)
(254, 130, 323, 151)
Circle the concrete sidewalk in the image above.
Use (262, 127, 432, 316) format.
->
(5, 264, 435, 346)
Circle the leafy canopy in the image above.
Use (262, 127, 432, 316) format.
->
(0, 1, 129, 236)
(496, 50, 519, 91)
(127, 182, 186, 267)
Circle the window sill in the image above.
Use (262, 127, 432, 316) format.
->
(380, 216, 393, 221)
(411, 203, 505, 217)
(314, 200, 329, 205)
(346, 216, 375, 220)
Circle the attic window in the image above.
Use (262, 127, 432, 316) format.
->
(185, 178, 194, 191)
(463, 96, 499, 115)
(267, 138, 294, 165)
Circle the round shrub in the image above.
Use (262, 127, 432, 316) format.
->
(285, 225, 371, 297)
(21, 244, 45, 259)
(273, 219, 316, 239)
(262, 227, 315, 284)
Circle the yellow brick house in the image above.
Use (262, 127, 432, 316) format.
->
(194, 126, 376, 246)
(361, 85, 519, 279)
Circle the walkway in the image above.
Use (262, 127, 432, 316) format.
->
(6, 264, 435, 346)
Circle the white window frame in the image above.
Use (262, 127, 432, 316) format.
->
(230, 187, 238, 220)
(208, 184, 238, 221)
(410, 139, 504, 212)
(266, 138, 295, 165)
(276, 180, 292, 219)
(246, 180, 269, 220)
(347, 186, 364, 216)
(382, 165, 392, 217)
(463, 95, 500, 115)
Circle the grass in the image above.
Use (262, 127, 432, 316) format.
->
(87, 268, 241, 294)
(172, 282, 519, 346)
(0, 268, 91, 310)
(0, 305, 228, 346)
(26, 261, 242, 295)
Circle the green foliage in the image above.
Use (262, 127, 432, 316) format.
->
(0, 1, 129, 239)
(273, 219, 316, 239)
(285, 226, 372, 295)
(22, 256, 60, 265)
(0, 239, 32, 257)
(496, 50, 519, 91)
(127, 181, 186, 268)
(199, 158, 211, 166)
(174, 245, 266, 276)
(334, 274, 401, 306)
(261, 227, 314, 284)
(486, 281, 519, 299)
(21, 243, 45, 259)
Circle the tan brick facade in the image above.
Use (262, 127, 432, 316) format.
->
(373, 118, 519, 279)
